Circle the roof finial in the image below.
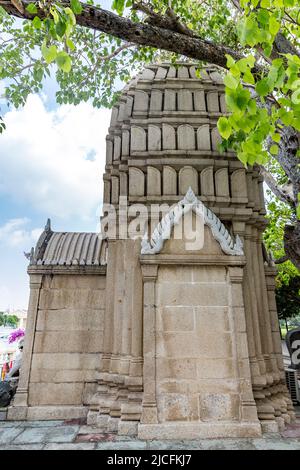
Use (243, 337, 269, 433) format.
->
(45, 218, 51, 232)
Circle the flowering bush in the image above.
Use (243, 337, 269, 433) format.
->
(8, 328, 25, 344)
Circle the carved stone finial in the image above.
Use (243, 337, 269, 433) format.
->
(24, 247, 34, 263)
(45, 218, 51, 232)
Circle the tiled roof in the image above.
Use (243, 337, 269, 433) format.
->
(26, 219, 107, 266)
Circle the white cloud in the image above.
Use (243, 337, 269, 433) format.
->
(0, 218, 42, 248)
(0, 95, 110, 222)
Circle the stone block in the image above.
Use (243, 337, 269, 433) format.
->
(39, 288, 106, 310)
(200, 393, 240, 421)
(156, 331, 232, 358)
(194, 90, 206, 111)
(131, 126, 146, 152)
(164, 90, 176, 111)
(156, 358, 197, 380)
(147, 166, 161, 196)
(163, 166, 177, 194)
(200, 166, 214, 196)
(194, 306, 229, 332)
(162, 124, 176, 150)
(178, 66, 189, 79)
(26, 405, 87, 421)
(36, 308, 104, 331)
(158, 393, 199, 421)
(196, 358, 235, 379)
(157, 283, 228, 307)
(28, 383, 84, 406)
(160, 307, 194, 332)
(148, 125, 161, 151)
(33, 331, 104, 353)
(129, 167, 145, 196)
(207, 91, 219, 112)
(133, 90, 149, 112)
(178, 166, 198, 195)
(197, 125, 211, 150)
(215, 168, 230, 197)
(150, 90, 163, 111)
(211, 127, 222, 151)
(178, 90, 193, 111)
(178, 125, 195, 150)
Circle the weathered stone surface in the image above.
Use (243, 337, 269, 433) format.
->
(164, 89, 176, 111)
(178, 125, 195, 150)
(131, 126, 146, 152)
(179, 166, 198, 195)
(178, 90, 193, 111)
(197, 125, 211, 150)
(200, 166, 214, 196)
(148, 125, 161, 151)
(129, 167, 145, 196)
(163, 166, 177, 195)
(150, 90, 163, 111)
(162, 124, 176, 150)
(17, 63, 286, 442)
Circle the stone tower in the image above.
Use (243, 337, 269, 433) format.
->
(9, 63, 294, 438)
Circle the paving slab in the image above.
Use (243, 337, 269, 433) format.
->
(0, 427, 24, 445)
(96, 441, 147, 450)
(13, 425, 79, 444)
(0, 444, 44, 450)
(44, 443, 96, 450)
(252, 438, 300, 450)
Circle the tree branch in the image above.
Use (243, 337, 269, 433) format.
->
(0, 0, 244, 69)
(258, 164, 295, 207)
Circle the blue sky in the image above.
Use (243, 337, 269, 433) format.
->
(0, 0, 144, 310)
(0, 0, 116, 310)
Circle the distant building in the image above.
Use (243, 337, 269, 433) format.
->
(10, 309, 27, 329)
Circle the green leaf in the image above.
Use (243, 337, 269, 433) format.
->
(32, 16, 42, 29)
(41, 44, 57, 64)
(26, 3, 37, 14)
(270, 144, 279, 155)
(269, 16, 281, 35)
(56, 20, 67, 37)
(66, 38, 76, 51)
(70, 0, 82, 15)
(272, 133, 281, 143)
(255, 78, 270, 97)
(217, 117, 232, 140)
(225, 54, 235, 68)
(112, 0, 125, 15)
(56, 51, 72, 73)
(224, 73, 238, 90)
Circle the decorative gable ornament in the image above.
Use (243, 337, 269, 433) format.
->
(141, 187, 244, 256)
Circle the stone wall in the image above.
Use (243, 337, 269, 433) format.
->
(156, 265, 240, 423)
(27, 274, 105, 410)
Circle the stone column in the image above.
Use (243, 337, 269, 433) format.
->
(244, 226, 266, 384)
(140, 264, 158, 424)
(227, 267, 260, 428)
(8, 274, 43, 420)
(265, 267, 295, 425)
(232, 222, 262, 388)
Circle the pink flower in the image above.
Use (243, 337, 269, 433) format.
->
(8, 328, 25, 344)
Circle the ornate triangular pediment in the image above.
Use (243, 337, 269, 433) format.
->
(141, 188, 244, 256)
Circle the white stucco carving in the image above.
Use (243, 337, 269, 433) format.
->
(141, 187, 244, 256)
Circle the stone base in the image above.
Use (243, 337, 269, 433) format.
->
(118, 420, 138, 436)
(8, 405, 88, 421)
(0, 407, 7, 421)
(7, 406, 27, 421)
(138, 421, 262, 440)
(260, 420, 279, 434)
(87, 410, 98, 425)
